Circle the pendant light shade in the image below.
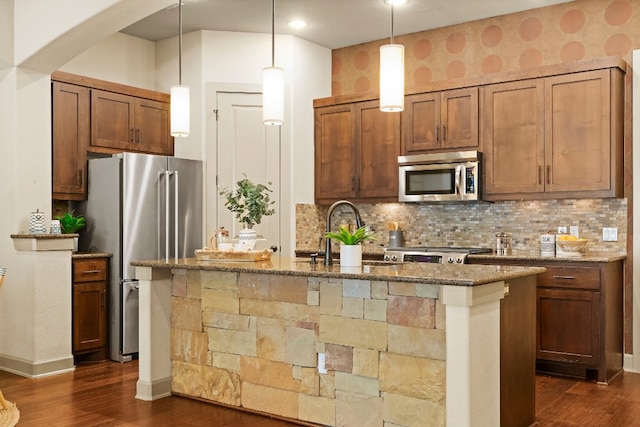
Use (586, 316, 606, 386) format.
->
(263, 66, 284, 126)
(263, 0, 284, 126)
(170, 85, 190, 137)
(380, 3, 405, 112)
(380, 44, 404, 112)
(171, 0, 190, 137)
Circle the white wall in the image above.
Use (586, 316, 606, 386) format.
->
(0, 0, 173, 377)
(155, 30, 331, 254)
(59, 32, 157, 90)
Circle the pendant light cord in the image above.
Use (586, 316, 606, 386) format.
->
(178, 1, 183, 85)
(390, 3, 395, 44)
(271, 0, 275, 67)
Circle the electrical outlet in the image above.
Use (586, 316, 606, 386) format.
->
(318, 352, 327, 374)
(603, 227, 618, 242)
(557, 226, 567, 234)
(569, 226, 579, 238)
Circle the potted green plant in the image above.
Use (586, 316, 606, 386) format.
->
(218, 175, 276, 249)
(55, 211, 86, 252)
(325, 226, 376, 267)
(55, 212, 86, 234)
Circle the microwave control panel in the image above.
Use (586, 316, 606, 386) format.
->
(465, 166, 476, 194)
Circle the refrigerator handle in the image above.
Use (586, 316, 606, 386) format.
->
(174, 171, 179, 262)
(165, 171, 171, 261)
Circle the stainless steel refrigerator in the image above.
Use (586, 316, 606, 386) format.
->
(78, 153, 203, 362)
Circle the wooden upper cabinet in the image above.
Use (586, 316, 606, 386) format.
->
(52, 82, 90, 201)
(483, 67, 624, 200)
(134, 98, 172, 155)
(314, 101, 400, 204)
(314, 104, 355, 202)
(355, 101, 400, 199)
(545, 70, 613, 194)
(482, 79, 545, 195)
(91, 90, 173, 155)
(91, 90, 135, 151)
(403, 87, 478, 154)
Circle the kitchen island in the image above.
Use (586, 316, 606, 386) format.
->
(131, 257, 545, 427)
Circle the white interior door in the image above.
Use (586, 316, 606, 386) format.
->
(215, 92, 281, 252)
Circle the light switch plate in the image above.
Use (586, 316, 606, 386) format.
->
(558, 226, 567, 234)
(569, 226, 579, 238)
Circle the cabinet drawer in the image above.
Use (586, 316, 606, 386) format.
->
(73, 259, 108, 282)
(537, 266, 600, 290)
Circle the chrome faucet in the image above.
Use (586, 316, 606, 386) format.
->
(325, 200, 364, 265)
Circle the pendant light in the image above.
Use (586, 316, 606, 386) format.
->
(171, 0, 190, 137)
(380, 1, 404, 112)
(263, 0, 284, 126)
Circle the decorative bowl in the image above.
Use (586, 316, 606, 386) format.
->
(556, 239, 588, 256)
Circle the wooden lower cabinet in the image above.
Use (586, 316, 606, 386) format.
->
(72, 257, 109, 362)
(470, 258, 623, 384)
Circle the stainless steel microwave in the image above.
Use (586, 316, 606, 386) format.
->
(398, 151, 482, 202)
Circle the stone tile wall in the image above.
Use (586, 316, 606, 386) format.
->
(296, 199, 627, 254)
(170, 269, 445, 427)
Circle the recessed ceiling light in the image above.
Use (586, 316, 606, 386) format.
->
(384, 0, 409, 5)
(287, 20, 309, 29)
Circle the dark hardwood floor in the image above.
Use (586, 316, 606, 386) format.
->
(2, 360, 640, 426)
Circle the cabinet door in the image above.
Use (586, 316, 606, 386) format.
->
(91, 89, 135, 151)
(482, 79, 545, 197)
(537, 288, 601, 367)
(403, 92, 440, 153)
(52, 82, 89, 200)
(441, 87, 479, 149)
(545, 70, 611, 193)
(134, 98, 174, 155)
(73, 281, 107, 353)
(355, 101, 400, 199)
(315, 104, 355, 203)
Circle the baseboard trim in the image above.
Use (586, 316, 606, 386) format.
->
(624, 353, 637, 373)
(0, 353, 75, 378)
(136, 377, 172, 401)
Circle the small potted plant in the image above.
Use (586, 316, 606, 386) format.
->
(218, 174, 276, 249)
(55, 211, 86, 251)
(55, 211, 86, 234)
(325, 226, 376, 267)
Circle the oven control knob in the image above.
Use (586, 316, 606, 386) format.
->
(384, 254, 390, 261)
(456, 257, 464, 264)
(391, 255, 398, 262)
(447, 256, 454, 263)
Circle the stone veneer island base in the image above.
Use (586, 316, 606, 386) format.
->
(131, 257, 544, 427)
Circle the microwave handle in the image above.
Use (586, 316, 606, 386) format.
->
(455, 165, 463, 198)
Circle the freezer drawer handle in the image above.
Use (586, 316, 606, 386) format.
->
(82, 269, 102, 274)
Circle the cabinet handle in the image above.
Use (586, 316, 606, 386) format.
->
(355, 175, 360, 192)
(442, 125, 447, 142)
(82, 269, 103, 274)
(435, 126, 439, 143)
(351, 175, 356, 192)
(102, 290, 106, 309)
(546, 165, 551, 185)
(538, 166, 543, 185)
(552, 275, 576, 280)
(78, 168, 85, 186)
(136, 129, 141, 143)
(131, 128, 135, 143)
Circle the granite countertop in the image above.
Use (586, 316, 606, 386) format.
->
(72, 252, 112, 259)
(468, 251, 626, 263)
(295, 246, 626, 264)
(10, 233, 79, 239)
(131, 256, 545, 286)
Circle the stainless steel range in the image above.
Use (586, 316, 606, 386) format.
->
(383, 247, 493, 264)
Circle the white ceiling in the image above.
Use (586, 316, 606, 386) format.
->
(121, 0, 574, 50)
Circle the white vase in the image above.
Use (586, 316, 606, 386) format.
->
(340, 244, 362, 267)
(238, 227, 257, 250)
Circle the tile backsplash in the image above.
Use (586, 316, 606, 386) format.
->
(296, 199, 627, 254)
